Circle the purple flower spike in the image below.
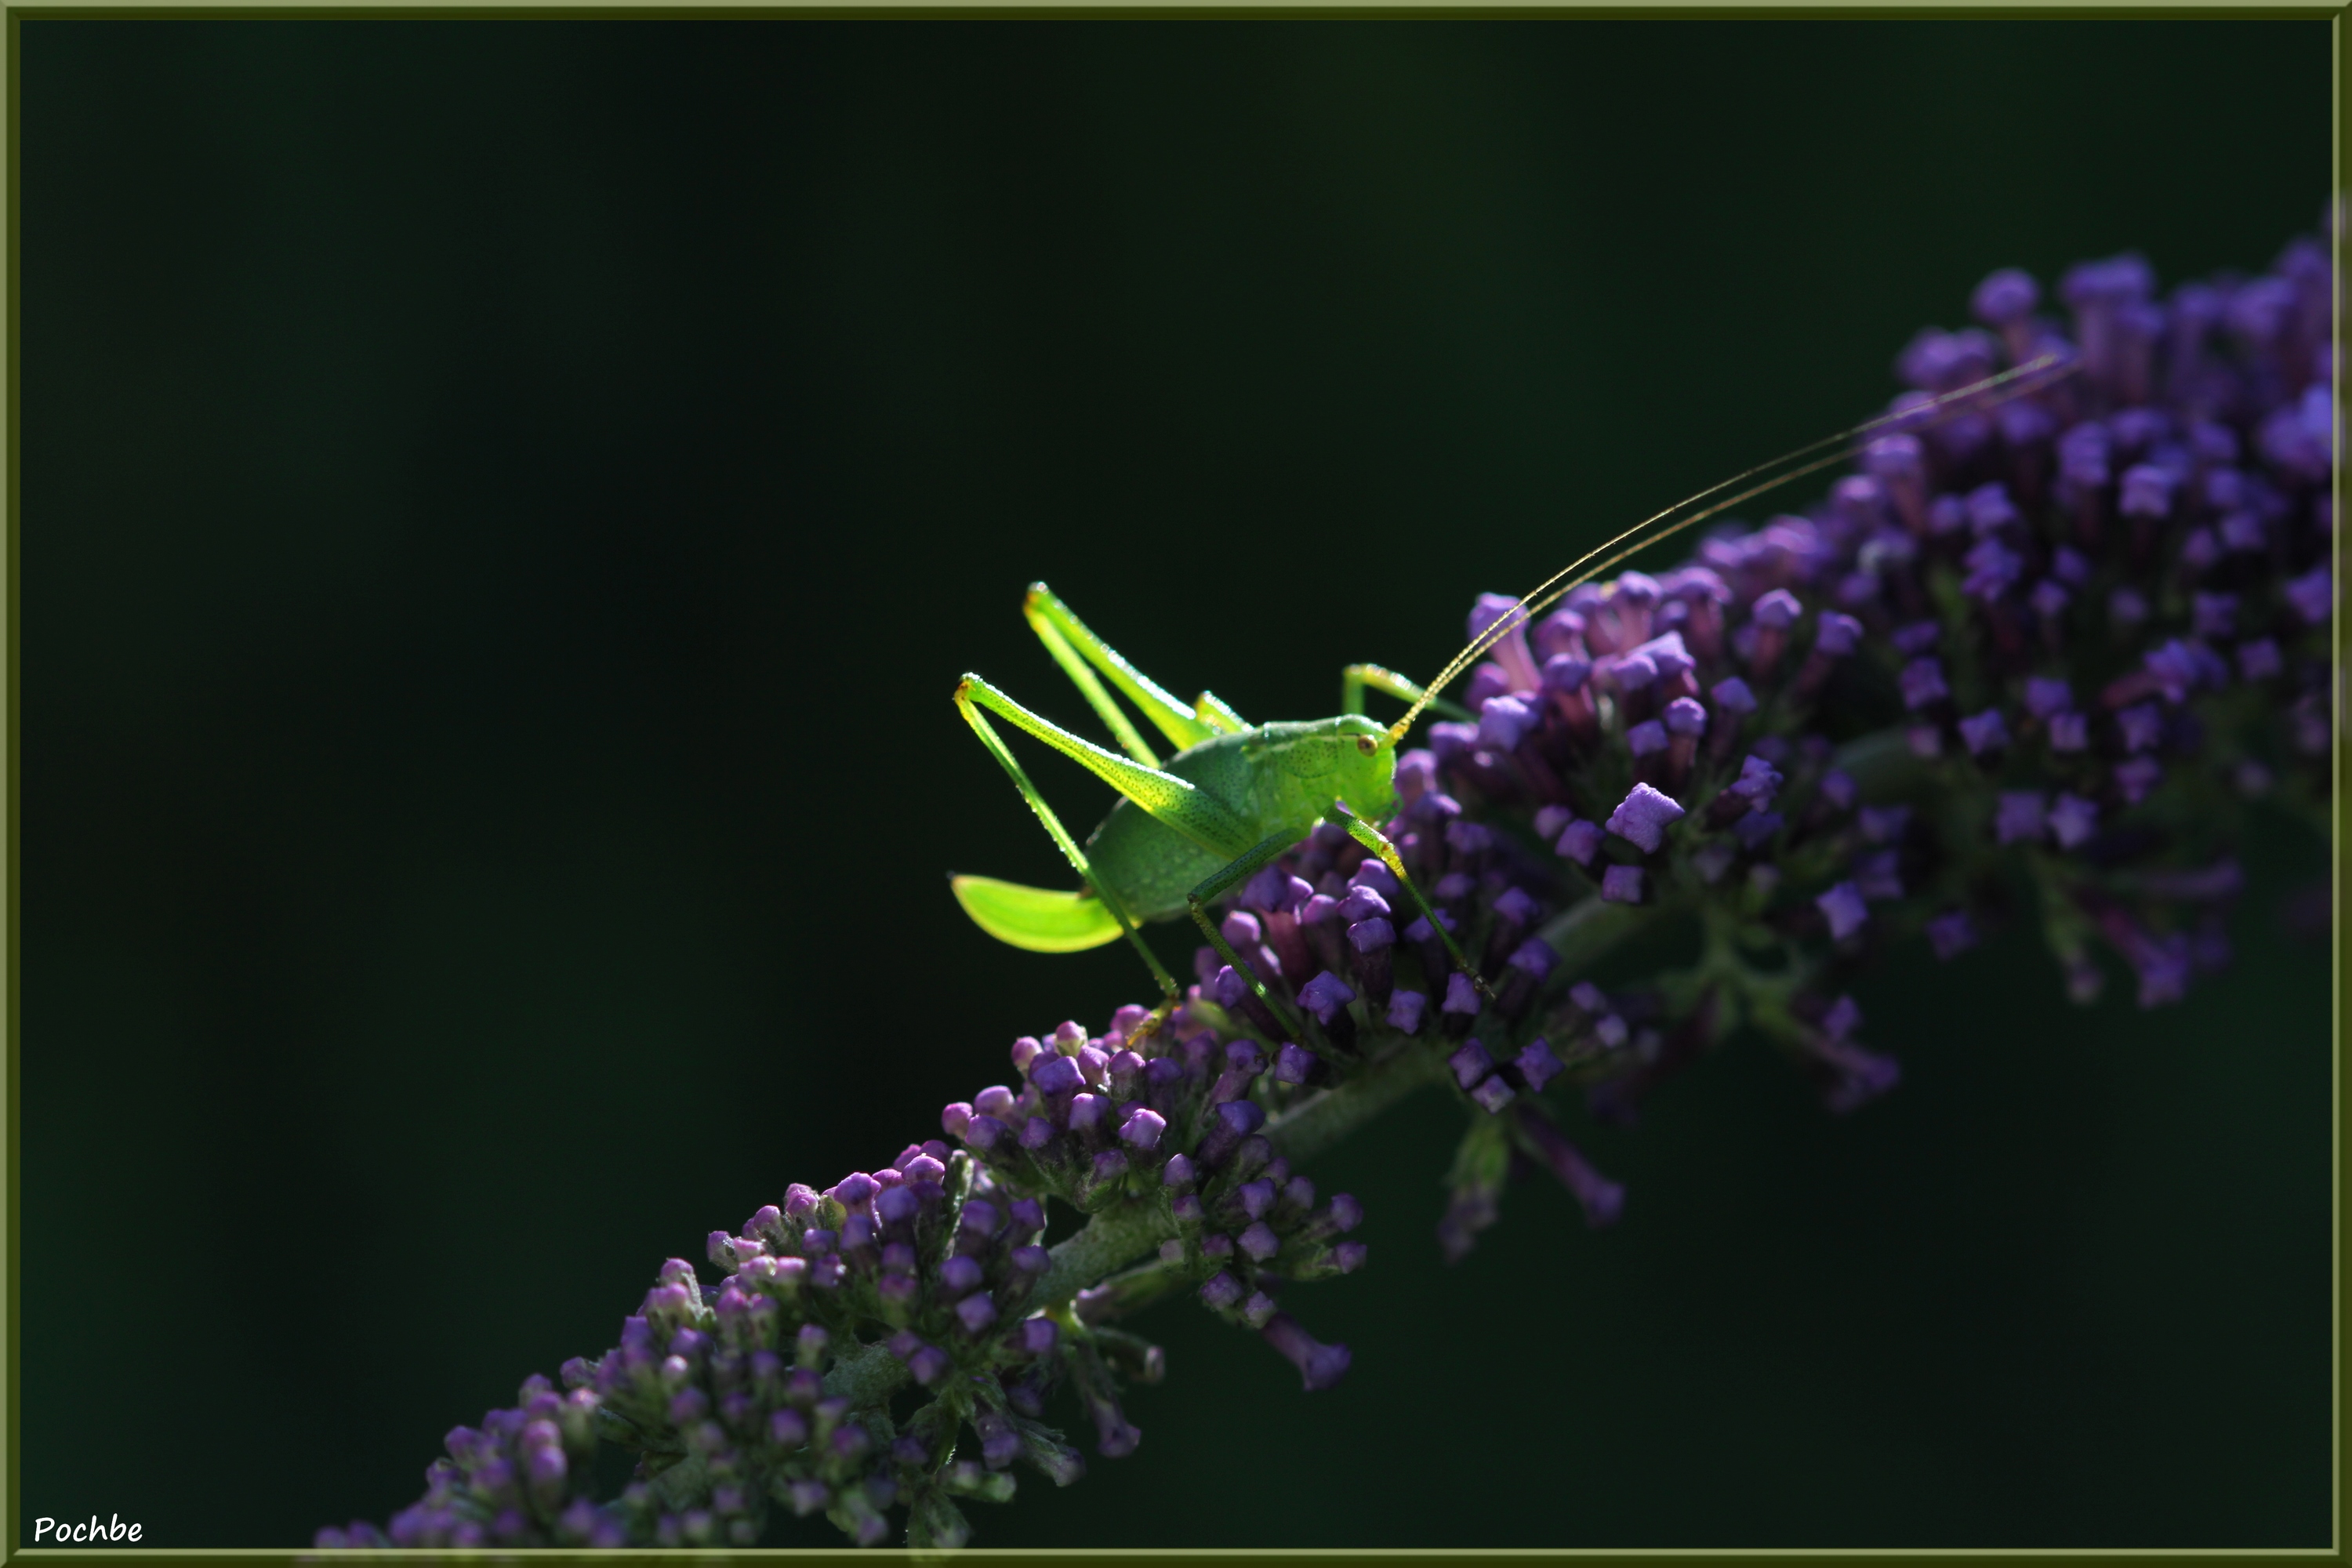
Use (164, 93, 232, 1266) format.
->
(1900, 658, 1949, 710)
(1117, 1105, 1167, 1152)
(1386, 989, 1428, 1033)
(1605, 782, 1686, 854)
(1994, 791, 2048, 845)
(1926, 911, 1978, 961)
(1298, 971, 1356, 1025)
(1817, 882, 1868, 941)
(1555, 818, 1603, 866)
(1261, 1312, 1352, 1392)
(1958, 708, 2010, 756)
(2049, 793, 2099, 849)
(1600, 865, 1645, 904)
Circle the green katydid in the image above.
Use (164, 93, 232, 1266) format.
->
(948, 354, 2076, 1042)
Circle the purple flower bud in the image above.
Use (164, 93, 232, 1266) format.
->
(1892, 620, 1941, 655)
(1627, 719, 1670, 757)
(938, 1254, 983, 1295)
(1239, 1222, 1281, 1262)
(1814, 611, 1863, 657)
(1972, 267, 2038, 324)
(1817, 882, 1868, 940)
(2049, 711, 2089, 752)
(1031, 1055, 1082, 1096)
(1555, 818, 1602, 866)
(1346, 916, 1396, 955)
(2024, 677, 2073, 719)
(2286, 564, 2333, 624)
(1298, 971, 1356, 1025)
(1711, 677, 1757, 715)
(1010, 1243, 1048, 1273)
(1272, 1042, 1317, 1085)
(1386, 989, 1428, 1033)
(1821, 995, 1862, 1043)
(1067, 1092, 1107, 1134)
(2049, 793, 2100, 849)
(1019, 1116, 1054, 1151)
(1221, 909, 1263, 950)
(1818, 769, 1857, 811)
(1443, 971, 1480, 1015)
(1300, 892, 1341, 927)
(1994, 791, 2047, 844)
(1261, 1312, 1352, 1392)
(1900, 657, 1949, 710)
(1479, 695, 1539, 751)
(1600, 865, 1645, 904)
(1017, 1317, 1059, 1356)
(1091, 1149, 1130, 1185)
(1958, 708, 2009, 756)
(1926, 911, 1978, 961)
(1199, 1272, 1244, 1310)
(1448, 1038, 1495, 1090)
(2115, 756, 2162, 804)
(1515, 1039, 1564, 1091)
(1338, 885, 1392, 924)
(1752, 589, 1802, 629)
(2118, 464, 2174, 517)
(1117, 1105, 1166, 1151)
(1657, 695, 1706, 738)
(1543, 652, 1592, 693)
(2117, 702, 2162, 753)
(1162, 1152, 1196, 1189)
(955, 1294, 999, 1334)
(1469, 1075, 1516, 1112)
(1605, 782, 1686, 854)
(1214, 1101, 1265, 1138)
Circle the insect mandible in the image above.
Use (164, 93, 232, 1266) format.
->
(948, 354, 2077, 1044)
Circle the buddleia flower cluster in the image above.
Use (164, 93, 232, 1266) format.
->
(318, 227, 2333, 1549)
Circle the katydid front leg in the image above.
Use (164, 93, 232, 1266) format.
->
(953, 679, 1182, 1006)
(1323, 801, 1498, 1003)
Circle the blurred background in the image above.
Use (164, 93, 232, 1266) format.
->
(21, 20, 2334, 1548)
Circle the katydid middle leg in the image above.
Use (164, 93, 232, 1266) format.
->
(953, 681, 1183, 1009)
(1323, 801, 1498, 1003)
(1184, 831, 1315, 1043)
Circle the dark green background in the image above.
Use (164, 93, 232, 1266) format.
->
(22, 20, 2334, 1549)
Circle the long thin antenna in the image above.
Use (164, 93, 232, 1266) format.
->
(1385, 350, 2081, 745)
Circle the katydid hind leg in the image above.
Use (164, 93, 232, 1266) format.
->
(952, 683, 1181, 1003)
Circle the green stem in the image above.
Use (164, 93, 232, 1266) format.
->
(1033, 1196, 1178, 1309)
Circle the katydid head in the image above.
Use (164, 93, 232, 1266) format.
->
(1379, 349, 2082, 747)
